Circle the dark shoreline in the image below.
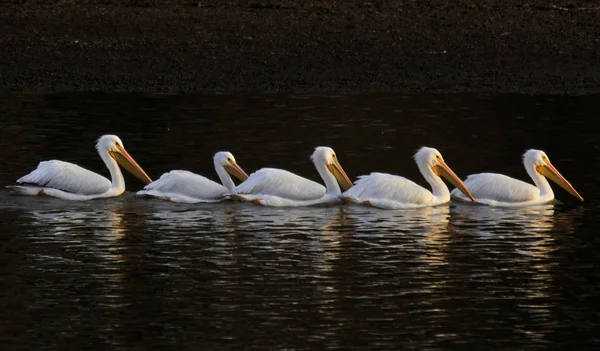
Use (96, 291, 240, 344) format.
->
(1, 1, 599, 94)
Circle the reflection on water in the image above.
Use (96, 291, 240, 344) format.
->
(0, 93, 599, 349)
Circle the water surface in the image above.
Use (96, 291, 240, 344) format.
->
(1, 93, 598, 349)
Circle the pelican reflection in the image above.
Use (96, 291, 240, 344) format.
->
(448, 203, 583, 344)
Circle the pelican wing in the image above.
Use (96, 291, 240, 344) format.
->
(234, 168, 326, 201)
(17, 160, 111, 195)
(139, 170, 226, 200)
(452, 173, 539, 202)
(343, 172, 434, 204)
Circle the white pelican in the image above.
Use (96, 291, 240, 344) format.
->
(451, 149, 584, 206)
(136, 151, 249, 203)
(232, 146, 354, 207)
(11, 135, 152, 201)
(342, 147, 476, 209)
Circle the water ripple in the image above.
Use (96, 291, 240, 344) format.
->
(1, 93, 599, 349)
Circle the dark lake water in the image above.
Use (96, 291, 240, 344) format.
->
(1, 93, 599, 349)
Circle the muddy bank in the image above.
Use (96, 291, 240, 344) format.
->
(1, 1, 599, 94)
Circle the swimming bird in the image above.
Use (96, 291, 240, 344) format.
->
(232, 146, 353, 207)
(451, 149, 583, 206)
(342, 147, 476, 209)
(11, 135, 152, 200)
(136, 151, 249, 203)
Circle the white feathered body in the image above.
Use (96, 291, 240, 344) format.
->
(137, 170, 228, 203)
(232, 168, 333, 206)
(342, 172, 438, 209)
(451, 173, 542, 206)
(12, 160, 114, 200)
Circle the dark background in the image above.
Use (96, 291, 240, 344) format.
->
(1, 0, 599, 94)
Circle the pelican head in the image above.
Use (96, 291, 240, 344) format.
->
(311, 147, 354, 191)
(213, 151, 249, 181)
(524, 149, 583, 202)
(96, 134, 152, 184)
(414, 147, 476, 202)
